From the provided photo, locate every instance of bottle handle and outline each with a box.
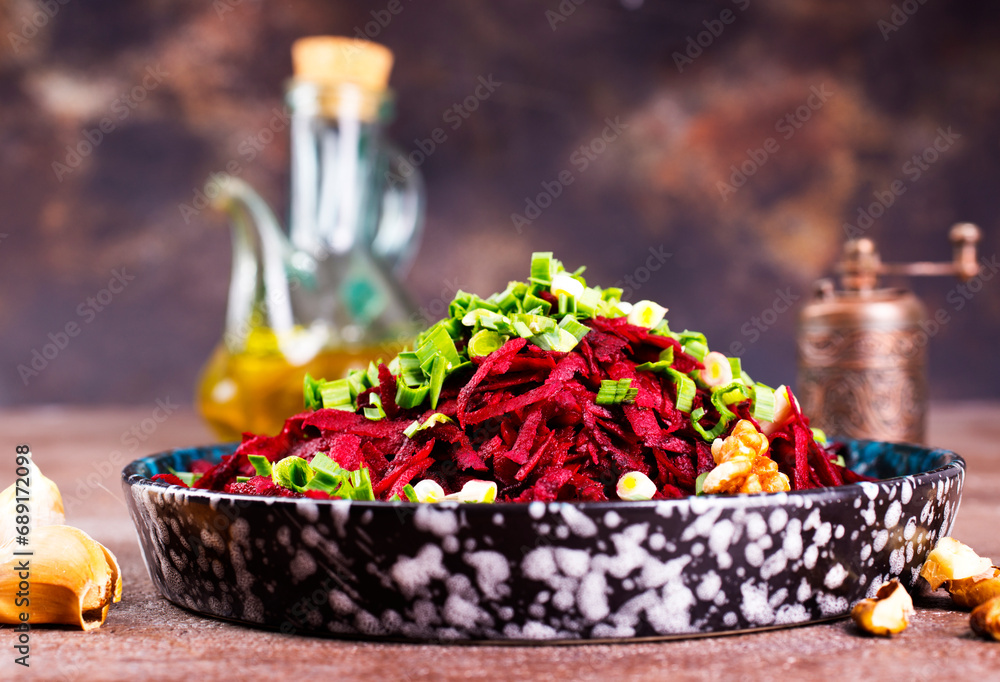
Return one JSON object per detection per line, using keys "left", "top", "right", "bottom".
{"left": 372, "top": 144, "right": 425, "bottom": 277}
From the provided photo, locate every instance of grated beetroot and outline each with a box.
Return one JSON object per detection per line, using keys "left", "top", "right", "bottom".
{"left": 190, "top": 318, "right": 868, "bottom": 501}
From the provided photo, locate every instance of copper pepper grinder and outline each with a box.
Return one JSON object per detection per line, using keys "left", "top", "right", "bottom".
{"left": 797, "top": 223, "right": 981, "bottom": 444}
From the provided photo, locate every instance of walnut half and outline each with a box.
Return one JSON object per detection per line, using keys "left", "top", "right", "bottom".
{"left": 702, "top": 419, "right": 790, "bottom": 495}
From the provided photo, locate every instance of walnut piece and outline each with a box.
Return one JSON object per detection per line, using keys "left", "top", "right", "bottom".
{"left": 702, "top": 419, "right": 790, "bottom": 495}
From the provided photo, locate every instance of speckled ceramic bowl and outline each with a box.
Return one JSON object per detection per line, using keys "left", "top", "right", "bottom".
{"left": 123, "top": 440, "right": 964, "bottom": 642}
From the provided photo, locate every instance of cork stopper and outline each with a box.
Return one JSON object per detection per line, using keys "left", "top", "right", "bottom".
{"left": 292, "top": 36, "right": 394, "bottom": 92}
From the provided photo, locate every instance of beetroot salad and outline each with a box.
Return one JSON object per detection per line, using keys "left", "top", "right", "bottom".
{"left": 156, "top": 253, "right": 868, "bottom": 503}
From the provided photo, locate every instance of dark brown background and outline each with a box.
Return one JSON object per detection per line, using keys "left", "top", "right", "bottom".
{"left": 2, "top": 0, "right": 998, "bottom": 408}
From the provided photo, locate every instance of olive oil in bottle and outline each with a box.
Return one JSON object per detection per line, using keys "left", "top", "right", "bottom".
{"left": 197, "top": 327, "right": 391, "bottom": 440}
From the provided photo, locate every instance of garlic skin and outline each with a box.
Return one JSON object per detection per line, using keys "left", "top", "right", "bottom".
{"left": 0, "top": 525, "right": 122, "bottom": 631}
{"left": 0, "top": 459, "right": 65, "bottom": 546}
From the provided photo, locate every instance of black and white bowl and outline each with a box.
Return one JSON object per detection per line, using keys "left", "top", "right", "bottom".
{"left": 122, "top": 439, "right": 964, "bottom": 642}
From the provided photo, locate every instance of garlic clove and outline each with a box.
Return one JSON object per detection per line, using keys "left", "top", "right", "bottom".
{"left": 920, "top": 537, "right": 993, "bottom": 590}
{"left": 947, "top": 567, "right": 1000, "bottom": 610}
{"left": 0, "top": 525, "right": 122, "bottom": 631}
{"left": 851, "top": 580, "right": 914, "bottom": 636}
{"left": 970, "top": 596, "right": 1000, "bottom": 641}
{"left": 0, "top": 459, "right": 65, "bottom": 546}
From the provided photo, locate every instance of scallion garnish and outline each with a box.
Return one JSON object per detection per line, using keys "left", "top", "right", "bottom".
{"left": 595, "top": 378, "right": 639, "bottom": 405}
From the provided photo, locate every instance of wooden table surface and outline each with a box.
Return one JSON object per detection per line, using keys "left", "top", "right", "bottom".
{"left": 2, "top": 403, "right": 999, "bottom": 681}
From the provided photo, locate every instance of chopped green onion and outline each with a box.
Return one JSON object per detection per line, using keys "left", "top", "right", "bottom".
{"left": 596, "top": 378, "right": 638, "bottom": 405}
{"left": 490, "top": 282, "right": 521, "bottom": 312}
{"left": 347, "top": 467, "right": 374, "bottom": 501}
{"left": 462, "top": 308, "right": 512, "bottom": 333}
{"left": 463, "top": 295, "right": 500, "bottom": 314}
{"left": 529, "top": 251, "right": 555, "bottom": 285}
{"left": 363, "top": 403, "right": 385, "bottom": 421}
{"left": 319, "top": 378, "right": 354, "bottom": 411}
{"left": 666, "top": 368, "right": 696, "bottom": 412}
{"left": 636, "top": 360, "right": 672, "bottom": 373}
{"left": 512, "top": 313, "right": 557, "bottom": 335}
{"left": 695, "top": 471, "right": 709, "bottom": 495}
{"left": 601, "top": 286, "right": 624, "bottom": 301}
{"left": 728, "top": 357, "right": 742, "bottom": 381}
{"left": 468, "top": 330, "right": 505, "bottom": 358}
{"left": 247, "top": 455, "right": 272, "bottom": 477}
{"left": 752, "top": 383, "right": 776, "bottom": 423}
{"left": 309, "top": 452, "right": 339, "bottom": 475}
{"left": 364, "top": 393, "right": 386, "bottom": 421}
{"left": 395, "top": 382, "right": 430, "bottom": 409}
{"left": 404, "top": 412, "right": 454, "bottom": 438}
{"left": 390, "top": 483, "right": 419, "bottom": 502}
{"left": 812, "top": 427, "right": 828, "bottom": 445}
{"left": 575, "top": 287, "right": 602, "bottom": 317}
{"left": 530, "top": 326, "right": 580, "bottom": 353}
{"left": 303, "top": 373, "right": 324, "bottom": 410}
{"left": 395, "top": 351, "right": 425, "bottom": 387}
{"left": 169, "top": 469, "right": 202, "bottom": 486}
{"left": 683, "top": 339, "right": 708, "bottom": 362}
{"left": 415, "top": 322, "right": 461, "bottom": 370}
{"left": 522, "top": 293, "right": 552, "bottom": 315}
{"left": 272, "top": 456, "right": 314, "bottom": 492}
{"left": 558, "top": 314, "right": 590, "bottom": 342}
{"left": 690, "top": 381, "right": 753, "bottom": 440}
{"left": 448, "top": 290, "right": 474, "bottom": 318}
{"left": 304, "top": 468, "right": 342, "bottom": 494}
{"left": 677, "top": 330, "right": 709, "bottom": 361}
{"left": 428, "top": 354, "right": 448, "bottom": 408}
{"left": 235, "top": 476, "right": 250, "bottom": 483}
{"left": 366, "top": 360, "right": 381, "bottom": 387}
